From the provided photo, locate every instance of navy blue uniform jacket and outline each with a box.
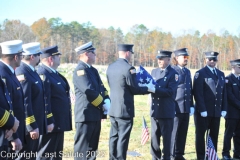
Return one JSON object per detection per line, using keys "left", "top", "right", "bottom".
{"left": 225, "top": 73, "right": 240, "bottom": 119}
{"left": 0, "top": 79, "right": 15, "bottom": 146}
{"left": 172, "top": 65, "right": 193, "bottom": 113}
{"left": 73, "top": 61, "right": 108, "bottom": 122}
{"left": 107, "top": 58, "right": 148, "bottom": 118}
{"left": 0, "top": 61, "right": 26, "bottom": 144}
{"left": 37, "top": 64, "right": 72, "bottom": 132}
{"left": 15, "top": 62, "right": 47, "bottom": 134}
{"left": 150, "top": 65, "right": 179, "bottom": 118}
{"left": 193, "top": 66, "right": 227, "bottom": 117}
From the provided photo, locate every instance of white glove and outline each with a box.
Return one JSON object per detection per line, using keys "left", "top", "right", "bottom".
{"left": 146, "top": 80, "right": 155, "bottom": 93}
{"left": 200, "top": 111, "right": 207, "bottom": 117}
{"left": 221, "top": 111, "right": 227, "bottom": 117}
{"left": 190, "top": 107, "right": 194, "bottom": 116}
{"left": 103, "top": 99, "right": 111, "bottom": 115}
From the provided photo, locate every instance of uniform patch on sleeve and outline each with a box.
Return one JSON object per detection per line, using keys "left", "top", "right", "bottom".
{"left": 175, "top": 74, "right": 179, "bottom": 81}
{"left": 129, "top": 69, "right": 136, "bottom": 74}
{"left": 77, "top": 70, "right": 85, "bottom": 76}
{"left": 16, "top": 74, "right": 25, "bottom": 81}
{"left": 194, "top": 72, "right": 199, "bottom": 79}
{"left": 225, "top": 79, "right": 228, "bottom": 83}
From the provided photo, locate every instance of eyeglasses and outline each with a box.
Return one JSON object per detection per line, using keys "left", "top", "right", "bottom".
{"left": 34, "top": 53, "right": 41, "bottom": 57}
{"left": 208, "top": 57, "right": 218, "bottom": 62}
{"left": 18, "top": 54, "right": 23, "bottom": 58}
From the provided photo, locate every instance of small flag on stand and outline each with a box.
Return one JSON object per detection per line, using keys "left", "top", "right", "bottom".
{"left": 206, "top": 135, "right": 219, "bottom": 160}
{"left": 141, "top": 116, "right": 149, "bottom": 145}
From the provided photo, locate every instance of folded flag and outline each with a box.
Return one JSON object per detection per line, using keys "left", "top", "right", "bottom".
{"left": 136, "top": 65, "right": 156, "bottom": 86}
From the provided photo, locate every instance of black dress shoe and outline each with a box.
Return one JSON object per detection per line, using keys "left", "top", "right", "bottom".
{"left": 223, "top": 155, "right": 232, "bottom": 160}
{"left": 233, "top": 155, "right": 240, "bottom": 160}
{"left": 174, "top": 156, "right": 186, "bottom": 160}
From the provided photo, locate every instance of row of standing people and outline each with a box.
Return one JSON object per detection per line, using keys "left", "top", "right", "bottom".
{"left": 72, "top": 42, "right": 240, "bottom": 160}
{"left": 0, "top": 40, "right": 72, "bottom": 160}
{"left": 1, "top": 39, "right": 240, "bottom": 160}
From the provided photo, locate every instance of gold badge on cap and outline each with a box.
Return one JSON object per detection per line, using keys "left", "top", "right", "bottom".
{"left": 77, "top": 70, "right": 85, "bottom": 76}
{"left": 16, "top": 74, "right": 25, "bottom": 81}
{"left": 211, "top": 52, "right": 214, "bottom": 55}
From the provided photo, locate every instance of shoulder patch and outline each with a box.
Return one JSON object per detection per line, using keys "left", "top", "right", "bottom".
{"left": 130, "top": 69, "right": 136, "bottom": 74}
{"left": 77, "top": 70, "right": 85, "bottom": 76}
{"left": 175, "top": 74, "right": 179, "bottom": 81}
{"left": 16, "top": 74, "right": 25, "bottom": 81}
{"left": 194, "top": 72, "right": 199, "bottom": 79}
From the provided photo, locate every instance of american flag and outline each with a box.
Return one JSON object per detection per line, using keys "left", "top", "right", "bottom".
{"left": 136, "top": 65, "right": 156, "bottom": 86}
{"left": 141, "top": 116, "right": 149, "bottom": 145}
{"left": 206, "top": 136, "right": 219, "bottom": 160}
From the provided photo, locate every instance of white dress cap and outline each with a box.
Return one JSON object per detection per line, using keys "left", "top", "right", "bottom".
{"left": 22, "top": 42, "right": 41, "bottom": 55}
{"left": 0, "top": 40, "right": 23, "bottom": 54}
{"left": 74, "top": 41, "right": 94, "bottom": 54}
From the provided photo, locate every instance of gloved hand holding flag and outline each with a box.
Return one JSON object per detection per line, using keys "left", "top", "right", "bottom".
{"left": 136, "top": 65, "right": 156, "bottom": 93}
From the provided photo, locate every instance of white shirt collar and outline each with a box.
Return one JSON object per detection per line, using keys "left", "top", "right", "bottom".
{"left": 44, "top": 65, "right": 57, "bottom": 73}
{"left": 22, "top": 62, "right": 35, "bottom": 71}
{"left": 0, "top": 60, "right": 14, "bottom": 74}
{"left": 207, "top": 65, "right": 216, "bottom": 72}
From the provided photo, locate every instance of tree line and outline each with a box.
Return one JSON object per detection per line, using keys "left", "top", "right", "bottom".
{"left": 0, "top": 17, "right": 240, "bottom": 70}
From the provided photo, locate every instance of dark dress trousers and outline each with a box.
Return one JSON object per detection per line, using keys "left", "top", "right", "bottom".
{"left": 37, "top": 64, "right": 72, "bottom": 160}
{"left": 15, "top": 62, "right": 47, "bottom": 159}
{"left": 0, "top": 78, "right": 15, "bottom": 157}
{"left": 150, "top": 65, "right": 179, "bottom": 160}
{"left": 193, "top": 66, "right": 227, "bottom": 160}
{"left": 107, "top": 58, "right": 148, "bottom": 160}
{"left": 0, "top": 61, "right": 26, "bottom": 151}
{"left": 73, "top": 61, "right": 108, "bottom": 160}
{"left": 170, "top": 65, "right": 193, "bottom": 159}
{"left": 222, "top": 73, "right": 240, "bottom": 157}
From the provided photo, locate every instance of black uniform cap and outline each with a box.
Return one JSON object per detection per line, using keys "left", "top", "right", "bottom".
{"left": 118, "top": 44, "right": 134, "bottom": 53}
{"left": 156, "top": 50, "right": 172, "bottom": 59}
{"left": 41, "top": 45, "right": 61, "bottom": 58}
{"left": 230, "top": 59, "right": 240, "bottom": 66}
{"left": 204, "top": 51, "right": 219, "bottom": 58}
{"left": 173, "top": 48, "right": 189, "bottom": 56}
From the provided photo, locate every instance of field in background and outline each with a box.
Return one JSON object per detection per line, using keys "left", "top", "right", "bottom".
{"left": 58, "top": 64, "right": 232, "bottom": 160}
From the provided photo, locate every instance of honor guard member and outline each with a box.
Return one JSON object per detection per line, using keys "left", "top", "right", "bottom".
{"left": 0, "top": 40, "right": 26, "bottom": 152}
{"left": 170, "top": 48, "right": 194, "bottom": 160}
{"left": 193, "top": 51, "right": 227, "bottom": 160}
{"left": 150, "top": 50, "right": 179, "bottom": 160}
{"left": 73, "top": 41, "right": 110, "bottom": 160}
{"left": 0, "top": 78, "right": 19, "bottom": 156}
{"left": 107, "top": 44, "right": 152, "bottom": 160}
{"left": 37, "top": 45, "right": 72, "bottom": 160}
{"left": 222, "top": 59, "right": 240, "bottom": 160}
{"left": 15, "top": 42, "right": 48, "bottom": 159}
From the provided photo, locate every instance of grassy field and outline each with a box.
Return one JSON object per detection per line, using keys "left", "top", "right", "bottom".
{"left": 59, "top": 64, "right": 232, "bottom": 160}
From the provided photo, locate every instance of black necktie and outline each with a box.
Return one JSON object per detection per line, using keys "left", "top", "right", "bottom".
{"left": 182, "top": 67, "right": 186, "bottom": 73}
{"left": 213, "top": 69, "right": 218, "bottom": 78}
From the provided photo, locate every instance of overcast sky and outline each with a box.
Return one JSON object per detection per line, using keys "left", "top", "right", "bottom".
{"left": 1, "top": 0, "right": 240, "bottom": 36}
